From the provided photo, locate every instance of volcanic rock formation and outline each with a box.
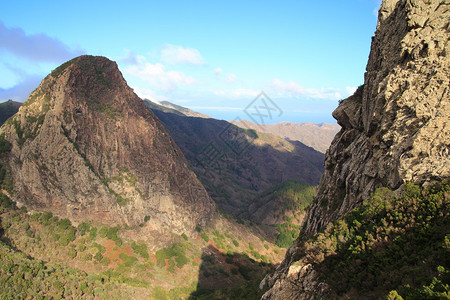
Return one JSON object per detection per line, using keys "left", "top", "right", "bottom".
{"left": 261, "top": 0, "right": 449, "bottom": 298}
{"left": 0, "top": 55, "right": 215, "bottom": 235}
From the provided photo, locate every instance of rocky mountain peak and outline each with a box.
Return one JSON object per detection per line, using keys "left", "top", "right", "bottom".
{"left": 1, "top": 55, "right": 215, "bottom": 235}
{"left": 303, "top": 0, "right": 449, "bottom": 236}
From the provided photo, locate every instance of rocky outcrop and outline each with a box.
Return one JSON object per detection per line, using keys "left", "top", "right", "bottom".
{"left": 262, "top": 0, "right": 449, "bottom": 298}
{"left": 0, "top": 55, "right": 215, "bottom": 235}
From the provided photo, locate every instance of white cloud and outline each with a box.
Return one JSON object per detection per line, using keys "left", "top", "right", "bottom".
{"left": 214, "top": 67, "right": 223, "bottom": 78}
{"left": 125, "top": 56, "right": 196, "bottom": 91}
{"left": 189, "top": 106, "right": 242, "bottom": 111}
{"left": 213, "top": 88, "right": 259, "bottom": 99}
{"left": 132, "top": 87, "right": 168, "bottom": 102}
{"left": 0, "top": 74, "right": 42, "bottom": 102}
{"left": 270, "top": 78, "right": 342, "bottom": 100}
{"left": 160, "top": 44, "right": 205, "bottom": 65}
{"left": 345, "top": 86, "right": 357, "bottom": 96}
{"left": 118, "top": 49, "right": 139, "bottom": 65}
{"left": 272, "top": 78, "right": 305, "bottom": 95}
{"left": 226, "top": 74, "right": 237, "bottom": 83}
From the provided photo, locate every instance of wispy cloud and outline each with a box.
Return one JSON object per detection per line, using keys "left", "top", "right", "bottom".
{"left": 345, "top": 86, "right": 357, "bottom": 96}
{"left": 271, "top": 78, "right": 342, "bottom": 100}
{"left": 213, "top": 88, "right": 259, "bottom": 99}
{"left": 117, "top": 49, "right": 139, "bottom": 65}
{"left": 226, "top": 74, "right": 237, "bottom": 83}
{"left": 132, "top": 87, "right": 168, "bottom": 102}
{"left": 0, "top": 22, "right": 84, "bottom": 101}
{"left": 189, "top": 106, "right": 242, "bottom": 111}
{"left": 0, "top": 21, "right": 83, "bottom": 63}
{"left": 160, "top": 44, "right": 205, "bottom": 65}
{"left": 125, "top": 56, "right": 196, "bottom": 91}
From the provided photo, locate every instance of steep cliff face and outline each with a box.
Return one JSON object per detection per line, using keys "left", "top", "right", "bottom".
{"left": 262, "top": 0, "right": 449, "bottom": 298}
{"left": 0, "top": 55, "right": 215, "bottom": 235}
{"left": 304, "top": 0, "right": 449, "bottom": 236}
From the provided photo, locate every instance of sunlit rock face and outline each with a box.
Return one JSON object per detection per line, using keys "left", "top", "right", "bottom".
{"left": 262, "top": 0, "right": 450, "bottom": 298}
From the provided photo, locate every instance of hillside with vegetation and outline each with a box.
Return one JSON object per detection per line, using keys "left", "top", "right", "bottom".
{"left": 263, "top": 182, "right": 449, "bottom": 299}
{"left": 0, "top": 100, "right": 21, "bottom": 126}
{"left": 243, "top": 180, "right": 316, "bottom": 248}
{"left": 0, "top": 192, "right": 286, "bottom": 299}
{"left": 231, "top": 120, "right": 339, "bottom": 154}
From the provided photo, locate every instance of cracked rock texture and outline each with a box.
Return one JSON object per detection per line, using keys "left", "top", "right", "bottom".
{"left": 262, "top": 0, "right": 449, "bottom": 298}
{"left": 0, "top": 55, "right": 215, "bottom": 235}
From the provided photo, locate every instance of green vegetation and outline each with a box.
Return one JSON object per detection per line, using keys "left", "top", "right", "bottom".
{"left": 201, "top": 232, "right": 209, "bottom": 242}
{"left": 155, "top": 243, "right": 189, "bottom": 271}
{"left": 108, "top": 188, "right": 130, "bottom": 206}
{"left": 131, "top": 241, "right": 149, "bottom": 259}
{"left": 92, "top": 100, "right": 120, "bottom": 119}
{"left": 0, "top": 134, "right": 13, "bottom": 192}
{"left": 0, "top": 176, "right": 282, "bottom": 299}
{"left": 0, "top": 134, "right": 11, "bottom": 157}
{"left": 243, "top": 128, "right": 258, "bottom": 139}
{"left": 0, "top": 202, "right": 135, "bottom": 298}
{"left": 299, "top": 182, "right": 449, "bottom": 299}
{"left": 250, "top": 180, "right": 316, "bottom": 248}
{"left": 0, "top": 240, "right": 127, "bottom": 299}
{"left": 98, "top": 225, "right": 122, "bottom": 246}
{"left": 264, "top": 180, "right": 315, "bottom": 213}
{"left": 275, "top": 223, "right": 301, "bottom": 248}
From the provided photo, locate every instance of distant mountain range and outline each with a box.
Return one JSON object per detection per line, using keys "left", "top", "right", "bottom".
{"left": 146, "top": 100, "right": 340, "bottom": 154}
{"left": 231, "top": 120, "right": 340, "bottom": 153}
{"left": 144, "top": 99, "right": 325, "bottom": 216}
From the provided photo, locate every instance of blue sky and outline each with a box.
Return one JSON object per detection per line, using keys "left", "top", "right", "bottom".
{"left": 0, "top": 0, "right": 381, "bottom": 123}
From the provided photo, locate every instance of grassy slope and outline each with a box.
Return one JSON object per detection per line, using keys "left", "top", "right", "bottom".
{"left": 0, "top": 192, "right": 285, "bottom": 299}
{"left": 245, "top": 180, "right": 316, "bottom": 248}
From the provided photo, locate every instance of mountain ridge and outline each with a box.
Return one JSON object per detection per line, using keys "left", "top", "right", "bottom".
{"left": 231, "top": 119, "right": 340, "bottom": 153}
{"left": 144, "top": 99, "right": 325, "bottom": 217}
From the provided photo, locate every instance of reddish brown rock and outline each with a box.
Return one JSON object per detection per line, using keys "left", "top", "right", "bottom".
{"left": 0, "top": 55, "right": 215, "bottom": 235}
